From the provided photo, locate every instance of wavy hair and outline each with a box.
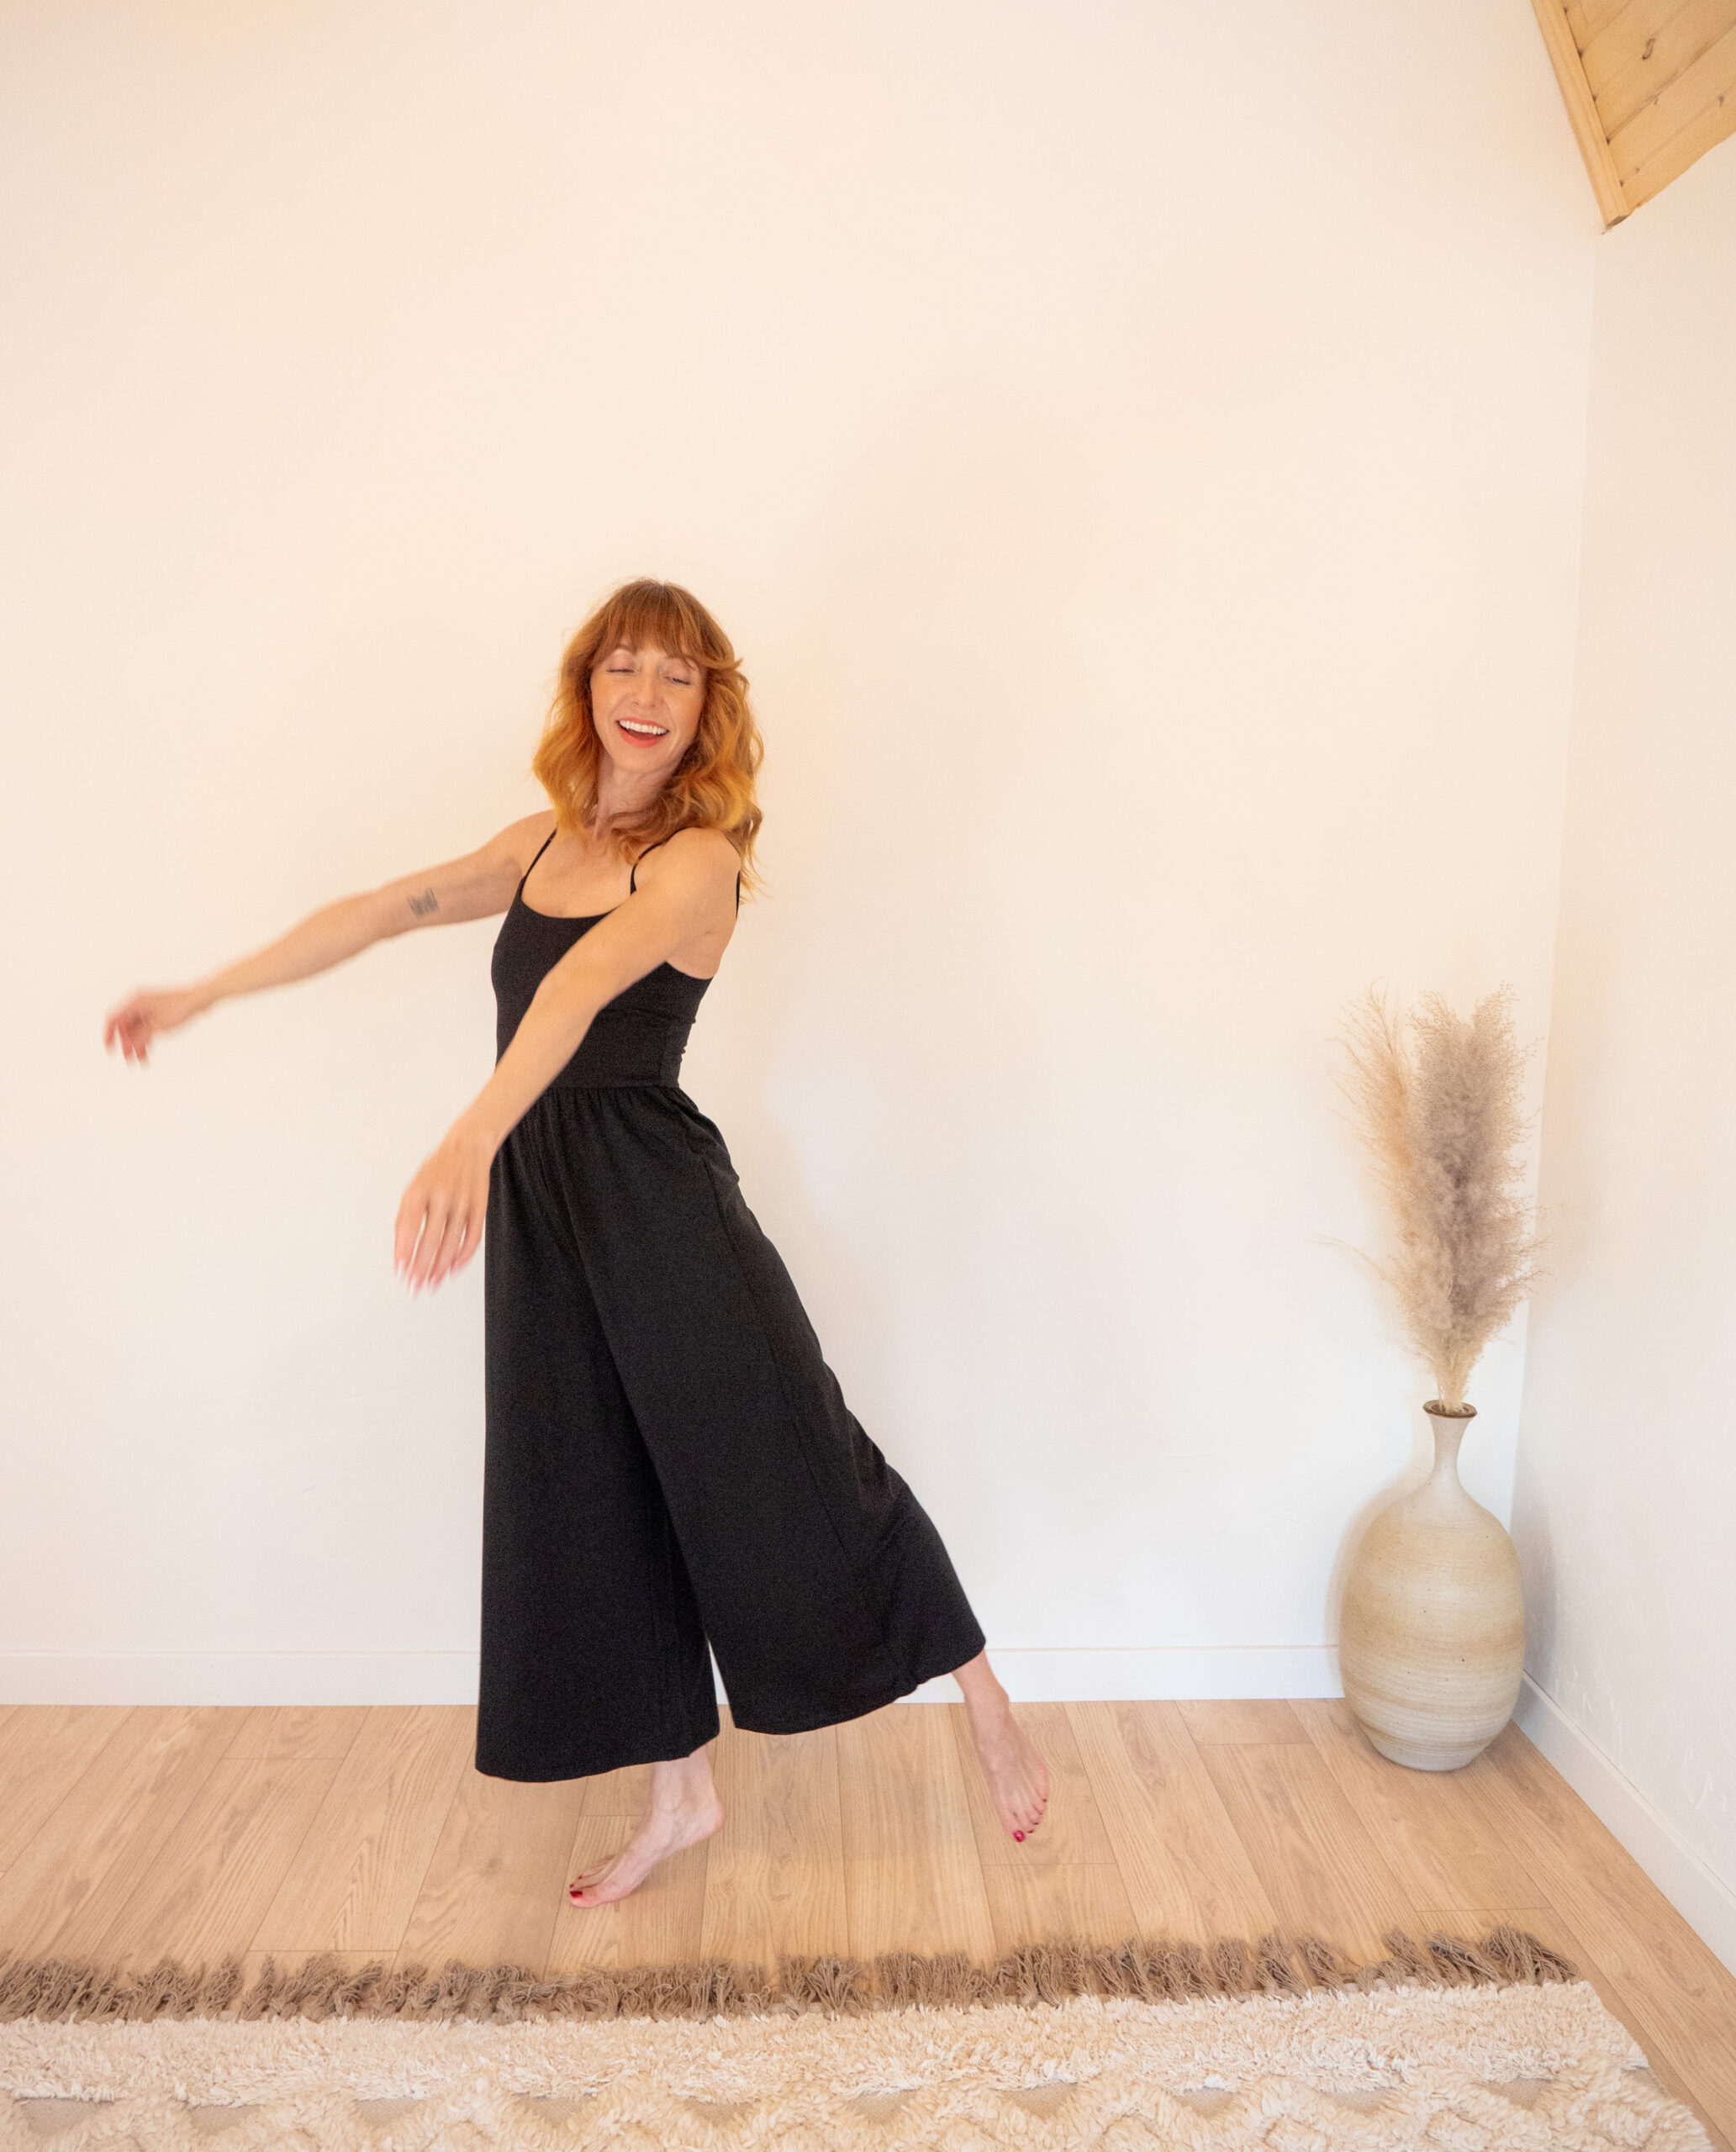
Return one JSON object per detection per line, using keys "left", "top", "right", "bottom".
{"left": 530, "top": 578, "right": 765, "bottom": 897}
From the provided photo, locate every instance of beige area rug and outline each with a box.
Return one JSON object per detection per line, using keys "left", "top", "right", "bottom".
{"left": 0, "top": 1932, "right": 1712, "bottom": 2149}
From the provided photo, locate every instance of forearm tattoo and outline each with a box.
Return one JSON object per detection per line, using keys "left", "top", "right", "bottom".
{"left": 407, "top": 886, "right": 440, "bottom": 918}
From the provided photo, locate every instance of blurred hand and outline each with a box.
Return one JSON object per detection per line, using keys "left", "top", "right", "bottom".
{"left": 395, "top": 1125, "right": 493, "bottom": 1294}
{"left": 103, "top": 985, "right": 209, "bottom": 1066}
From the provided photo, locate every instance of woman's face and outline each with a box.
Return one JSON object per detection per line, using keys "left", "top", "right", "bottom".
{"left": 589, "top": 641, "right": 705, "bottom": 785}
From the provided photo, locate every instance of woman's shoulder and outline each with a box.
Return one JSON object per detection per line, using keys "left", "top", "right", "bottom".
{"left": 643, "top": 825, "right": 740, "bottom": 878}
{"left": 445, "top": 810, "right": 560, "bottom": 897}
{"left": 481, "top": 807, "right": 558, "bottom": 859}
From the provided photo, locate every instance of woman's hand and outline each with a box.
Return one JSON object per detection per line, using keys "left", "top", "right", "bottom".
{"left": 103, "top": 985, "right": 211, "bottom": 1065}
{"left": 395, "top": 1121, "right": 495, "bottom": 1294}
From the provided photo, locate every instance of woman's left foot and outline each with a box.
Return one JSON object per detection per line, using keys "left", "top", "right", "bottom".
{"left": 566, "top": 1787, "right": 724, "bottom": 1907}
{"left": 965, "top": 1696, "right": 1049, "bottom": 1840}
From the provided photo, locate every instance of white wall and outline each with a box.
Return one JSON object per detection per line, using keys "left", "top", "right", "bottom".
{"left": 0, "top": 2, "right": 1596, "bottom": 1704}
{"left": 1512, "top": 134, "right": 1736, "bottom": 1952}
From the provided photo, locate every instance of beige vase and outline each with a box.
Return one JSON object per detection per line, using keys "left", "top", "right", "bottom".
{"left": 1338, "top": 1400, "right": 1525, "bottom": 1770}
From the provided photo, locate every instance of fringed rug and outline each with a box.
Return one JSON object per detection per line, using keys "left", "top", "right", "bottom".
{"left": 0, "top": 1928, "right": 1712, "bottom": 2149}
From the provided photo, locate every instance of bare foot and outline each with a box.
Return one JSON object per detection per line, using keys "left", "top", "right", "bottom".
{"left": 966, "top": 1694, "right": 1049, "bottom": 1840}
{"left": 567, "top": 1751, "right": 723, "bottom": 1907}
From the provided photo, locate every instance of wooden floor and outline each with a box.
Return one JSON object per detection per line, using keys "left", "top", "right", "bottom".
{"left": 2, "top": 1697, "right": 1732, "bottom": 2141}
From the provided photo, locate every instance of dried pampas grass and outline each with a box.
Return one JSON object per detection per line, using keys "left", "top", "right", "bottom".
{"left": 1336, "top": 985, "right": 1545, "bottom": 1413}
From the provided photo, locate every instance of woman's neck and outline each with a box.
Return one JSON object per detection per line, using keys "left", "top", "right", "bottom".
{"left": 592, "top": 762, "right": 665, "bottom": 837}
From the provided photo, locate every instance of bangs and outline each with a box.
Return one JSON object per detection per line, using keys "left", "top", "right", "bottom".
{"left": 537, "top": 573, "right": 763, "bottom": 880}
{"left": 591, "top": 580, "right": 727, "bottom": 672}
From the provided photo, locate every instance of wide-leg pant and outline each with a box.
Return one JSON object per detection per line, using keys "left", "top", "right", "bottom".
{"left": 475, "top": 1080, "right": 988, "bottom": 1783}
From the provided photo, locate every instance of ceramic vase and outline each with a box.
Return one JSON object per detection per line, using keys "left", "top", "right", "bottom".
{"left": 1338, "top": 1400, "right": 1525, "bottom": 1770}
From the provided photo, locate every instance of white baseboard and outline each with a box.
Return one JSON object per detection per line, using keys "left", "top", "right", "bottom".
{"left": 0, "top": 1654, "right": 486, "bottom": 1706}
{"left": 0, "top": 1645, "right": 1343, "bottom": 1708}
{"left": 1515, "top": 1673, "right": 1736, "bottom": 1980}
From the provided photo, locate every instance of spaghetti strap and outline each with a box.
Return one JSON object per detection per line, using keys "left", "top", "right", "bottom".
{"left": 520, "top": 824, "right": 558, "bottom": 898}
{"left": 629, "top": 836, "right": 673, "bottom": 894}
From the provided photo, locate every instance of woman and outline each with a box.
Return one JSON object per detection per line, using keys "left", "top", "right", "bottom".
{"left": 104, "top": 577, "right": 1048, "bottom": 1907}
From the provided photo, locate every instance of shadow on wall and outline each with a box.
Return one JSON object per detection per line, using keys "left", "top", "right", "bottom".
{"left": 1511, "top": 1473, "right": 1561, "bottom": 1696}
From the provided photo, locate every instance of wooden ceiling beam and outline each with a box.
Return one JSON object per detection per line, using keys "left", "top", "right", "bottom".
{"left": 1582, "top": 0, "right": 1733, "bottom": 137}
{"left": 1531, "top": 0, "right": 1736, "bottom": 224}
{"left": 1612, "top": 18, "right": 1736, "bottom": 202}
{"left": 1532, "top": 0, "right": 1633, "bottom": 224}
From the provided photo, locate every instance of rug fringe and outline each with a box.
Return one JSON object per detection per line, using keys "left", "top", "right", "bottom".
{"left": 0, "top": 1926, "right": 1576, "bottom": 2025}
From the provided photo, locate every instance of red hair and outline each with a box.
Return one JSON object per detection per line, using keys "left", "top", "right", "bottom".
{"left": 531, "top": 578, "right": 764, "bottom": 895}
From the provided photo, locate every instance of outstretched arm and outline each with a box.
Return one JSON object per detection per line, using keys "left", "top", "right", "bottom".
{"left": 102, "top": 815, "right": 549, "bottom": 1065}
{"left": 393, "top": 825, "right": 740, "bottom": 1295}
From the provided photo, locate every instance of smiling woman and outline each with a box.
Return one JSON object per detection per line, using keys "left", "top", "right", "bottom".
{"left": 466, "top": 580, "right": 1048, "bottom": 1905}
{"left": 102, "top": 575, "right": 1049, "bottom": 1914}
{"left": 532, "top": 578, "right": 766, "bottom": 886}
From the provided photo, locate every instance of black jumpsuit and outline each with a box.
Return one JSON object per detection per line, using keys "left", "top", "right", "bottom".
{"left": 475, "top": 826, "right": 988, "bottom": 1782}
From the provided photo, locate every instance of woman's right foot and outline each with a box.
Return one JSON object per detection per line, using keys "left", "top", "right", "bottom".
{"left": 965, "top": 1694, "right": 1049, "bottom": 1841}
{"left": 948, "top": 1652, "right": 1049, "bottom": 1841}
{"left": 567, "top": 1784, "right": 724, "bottom": 1907}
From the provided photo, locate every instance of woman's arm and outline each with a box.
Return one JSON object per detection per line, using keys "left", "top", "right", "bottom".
{"left": 393, "top": 825, "right": 740, "bottom": 1293}
{"left": 103, "top": 814, "right": 551, "bottom": 1065}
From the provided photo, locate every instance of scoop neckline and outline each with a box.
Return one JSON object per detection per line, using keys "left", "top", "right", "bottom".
{"left": 510, "top": 889, "right": 718, "bottom": 982}
{"left": 517, "top": 894, "right": 619, "bottom": 923}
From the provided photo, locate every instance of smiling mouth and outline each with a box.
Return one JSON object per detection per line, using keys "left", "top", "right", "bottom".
{"left": 617, "top": 718, "right": 667, "bottom": 738}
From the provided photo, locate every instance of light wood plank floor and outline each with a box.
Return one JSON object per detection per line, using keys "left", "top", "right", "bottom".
{"left": 2, "top": 1699, "right": 1732, "bottom": 2144}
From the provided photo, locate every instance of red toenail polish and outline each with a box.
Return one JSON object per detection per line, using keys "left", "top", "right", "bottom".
{"left": 1014, "top": 1829, "right": 1025, "bottom": 1840}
